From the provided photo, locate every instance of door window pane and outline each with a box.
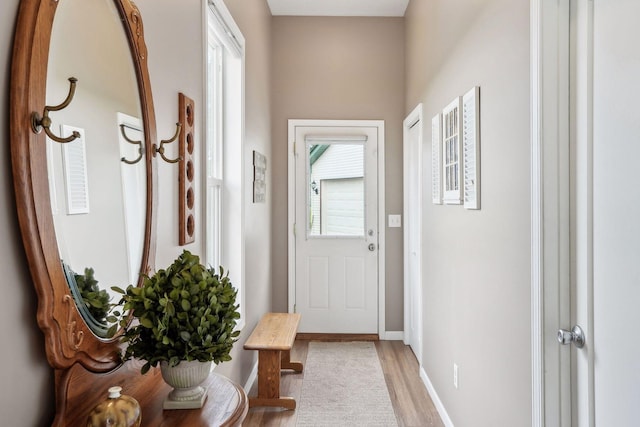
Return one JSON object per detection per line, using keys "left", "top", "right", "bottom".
{"left": 307, "top": 143, "right": 365, "bottom": 237}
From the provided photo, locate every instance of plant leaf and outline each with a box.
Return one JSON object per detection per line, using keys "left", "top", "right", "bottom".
{"left": 139, "top": 316, "right": 154, "bottom": 328}
{"left": 141, "top": 362, "right": 151, "bottom": 375}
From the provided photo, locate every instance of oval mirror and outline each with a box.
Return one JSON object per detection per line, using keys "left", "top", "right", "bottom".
{"left": 10, "top": 0, "right": 157, "bottom": 371}
{"left": 45, "top": 0, "right": 145, "bottom": 337}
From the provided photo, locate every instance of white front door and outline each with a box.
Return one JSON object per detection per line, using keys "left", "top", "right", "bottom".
{"left": 403, "top": 105, "right": 423, "bottom": 361}
{"left": 289, "top": 120, "right": 381, "bottom": 334}
{"left": 571, "top": 1, "right": 640, "bottom": 424}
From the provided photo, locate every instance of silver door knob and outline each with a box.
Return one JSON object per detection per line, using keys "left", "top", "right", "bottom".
{"left": 557, "top": 325, "right": 585, "bottom": 348}
{"left": 368, "top": 243, "right": 376, "bottom": 251}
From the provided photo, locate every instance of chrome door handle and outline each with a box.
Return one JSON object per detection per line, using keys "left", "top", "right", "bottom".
{"left": 557, "top": 325, "right": 585, "bottom": 348}
{"left": 368, "top": 243, "right": 376, "bottom": 251}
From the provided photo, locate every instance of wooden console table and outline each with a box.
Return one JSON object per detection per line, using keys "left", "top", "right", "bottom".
{"left": 244, "top": 313, "right": 304, "bottom": 409}
{"left": 136, "top": 372, "right": 247, "bottom": 426}
{"left": 56, "top": 361, "right": 247, "bottom": 426}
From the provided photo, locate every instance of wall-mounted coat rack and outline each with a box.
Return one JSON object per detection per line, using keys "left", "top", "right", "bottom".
{"left": 178, "top": 93, "right": 196, "bottom": 246}
{"left": 31, "top": 77, "right": 81, "bottom": 143}
{"left": 154, "top": 123, "right": 182, "bottom": 163}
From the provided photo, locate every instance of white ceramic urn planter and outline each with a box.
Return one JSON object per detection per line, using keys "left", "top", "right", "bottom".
{"left": 160, "top": 360, "right": 213, "bottom": 409}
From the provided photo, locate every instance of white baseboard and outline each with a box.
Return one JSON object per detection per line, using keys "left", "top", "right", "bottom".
{"left": 244, "top": 361, "right": 258, "bottom": 393}
{"left": 420, "top": 365, "right": 454, "bottom": 427}
{"left": 382, "top": 330, "right": 404, "bottom": 341}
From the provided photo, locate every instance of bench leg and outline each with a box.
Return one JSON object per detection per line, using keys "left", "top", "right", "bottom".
{"left": 249, "top": 350, "right": 297, "bottom": 410}
{"left": 281, "top": 349, "right": 303, "bottom": 372}
{"left": 249, "top": 396, "right": 296, "bottom": 410}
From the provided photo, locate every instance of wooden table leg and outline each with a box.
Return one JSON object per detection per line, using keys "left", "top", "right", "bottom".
{"left": 249, "top": 350, "right": 297, "bottom": 410}
{"left": 281, "top": 349, "right": 303, "bottom": 372}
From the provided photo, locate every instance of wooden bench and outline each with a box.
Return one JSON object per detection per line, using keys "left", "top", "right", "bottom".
{"left": 243, "top": 313, "right": 304, "bottom": 410}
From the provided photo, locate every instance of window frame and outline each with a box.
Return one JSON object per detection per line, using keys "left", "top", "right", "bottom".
{"left": 204, "top": 0, "right": 245, "bottom": 330}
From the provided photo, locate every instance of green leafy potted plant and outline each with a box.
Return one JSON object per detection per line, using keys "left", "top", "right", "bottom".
{"left": 114, "top": 250, "right": 240, "bottom": 409}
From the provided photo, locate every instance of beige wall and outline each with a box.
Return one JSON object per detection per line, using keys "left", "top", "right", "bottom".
{"left": 1, "top": 0, "right": 535, "bottom": 424}
{"left": 405, "top": 0, "right": 531, "bottom": 425}
{"left": 0, "top": 0, "right": 55, "bottom": 425}
{"left": 270, "top": 16, "right": 406, "bottom": 331}
{"left": 219, "top": 0, "right": 274, "bottom": 381}
{"left": 137, "top": 0, "right": 273, "bottom": 385}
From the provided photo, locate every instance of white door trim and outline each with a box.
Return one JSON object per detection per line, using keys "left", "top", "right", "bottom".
{"left": 287, "top": 119, "right": 387, "bottom": 337}
{"left": 571, "top": 1, "right": 595, "bottom": 424}
{"left": 403, "top": 104, "right": 423, "bottom": 362}
{"left": 531, "top": 1, "right": 572, "bottom": 425}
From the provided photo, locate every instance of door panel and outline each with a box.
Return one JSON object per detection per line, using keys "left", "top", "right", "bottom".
{"left": 592, "top": 1, "right": 640, "bottom": 423}
{"left": 293, "top": 125, "right": 379, "bottom": 334}
{"left": 573, "top": 1, "right": 640, "bottom": 424}
{"left": 307, "top": 256, "right": 329, "bottom": 308}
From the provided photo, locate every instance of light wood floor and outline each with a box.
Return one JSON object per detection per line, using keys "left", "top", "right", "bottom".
{"left": 242, "top": 340, "right": 444, "bottom": 427}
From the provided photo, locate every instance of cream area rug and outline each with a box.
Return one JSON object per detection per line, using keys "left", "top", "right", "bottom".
{"left": 296, "top": 341, "right": 398, "bottom": 426}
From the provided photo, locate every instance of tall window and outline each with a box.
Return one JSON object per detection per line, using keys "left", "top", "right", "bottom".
{"left": 206, "top": 0, "right": 244, "bottom": 325}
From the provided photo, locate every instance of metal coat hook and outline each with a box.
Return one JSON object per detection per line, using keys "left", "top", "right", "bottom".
{"left": 154, "top": 122, "right": 182, "bottom": 164}
{"left": 31, "top": 77, "right": 81, "bottom": 143}
{"left": 119, "top": 124, "right": 143, "bottom": 165}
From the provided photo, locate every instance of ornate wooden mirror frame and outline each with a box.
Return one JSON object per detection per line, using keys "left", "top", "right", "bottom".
{"left": 9, "top": 0, "right": 157, "bottom": 422}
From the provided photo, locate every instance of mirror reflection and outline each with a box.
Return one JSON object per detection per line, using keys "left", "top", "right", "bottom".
{"left": 45, "top": 0, "right": 146, "bottom": 337}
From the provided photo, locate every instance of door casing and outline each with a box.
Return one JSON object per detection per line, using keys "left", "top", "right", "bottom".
{"left": 531, "top": 0, "right": 572, "bottom": 425}
{"left": 287, "top": 119, "right": 387, "bottom": 337}
{"left": 570, "top": 1, "right": 595, "bottom": 424}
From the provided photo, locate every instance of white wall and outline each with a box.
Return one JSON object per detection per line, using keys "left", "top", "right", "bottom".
{"left": 405, "top": 0, "right": 532, "bottom": 425}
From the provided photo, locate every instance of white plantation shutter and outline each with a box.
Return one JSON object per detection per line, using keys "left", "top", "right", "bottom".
{"left": 431, "top": 113, "right": 442, "bottom": 204}
{"left": 442, "top": 97, "right": 462, "bottom": 205}
{"left": 462, "top": 87, "right": 480, "bottom": 210}
{"left": 61, "top": 125, "right": 90, "bottom": 214}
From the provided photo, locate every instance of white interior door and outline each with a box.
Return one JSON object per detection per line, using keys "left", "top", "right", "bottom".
{"left": 571, "top": 1, "right": 640, "bottom": 424}
{"left": 290, "top": 123, "right": 379, "bottom": 334}
{"left": 403, "top": 106, "right": 423, "bottom": 361}
{"left": 589, "top": 1, "right": 640, "bottom": 423}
